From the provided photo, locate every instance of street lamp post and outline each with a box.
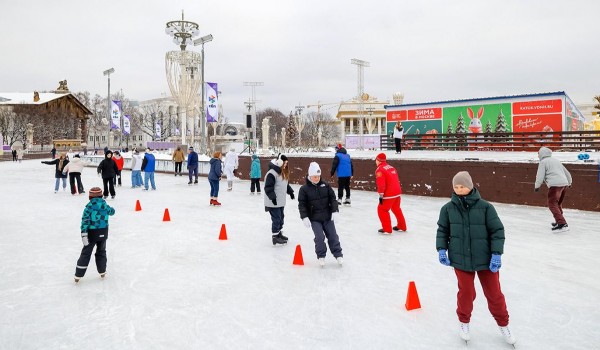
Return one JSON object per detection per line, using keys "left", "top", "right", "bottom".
{"left": 103, "top": 68, "right": 115, "bottom": 149}
{"left": 193, "top": 34, "right": 213, "bottom": 155}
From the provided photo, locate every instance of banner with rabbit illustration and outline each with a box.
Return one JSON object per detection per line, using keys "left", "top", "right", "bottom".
{"left": 442, "top": 103, "right": 512, "bottom": 134}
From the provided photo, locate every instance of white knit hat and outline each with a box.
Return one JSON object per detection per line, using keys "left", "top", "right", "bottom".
{"left": 308, "top": 162, "right": 321, "bottom": 176}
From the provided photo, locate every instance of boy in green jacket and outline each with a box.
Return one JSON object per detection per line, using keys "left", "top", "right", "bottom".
{"left": 436, "top": 171, "right": 516, "bottom": 346}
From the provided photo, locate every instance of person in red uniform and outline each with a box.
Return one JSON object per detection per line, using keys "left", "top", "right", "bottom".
{"left": 375, "top": 153, "right": 407, "bottom": 234}
{"left": 113, "top": 151, "right": 124, "bottom": 187}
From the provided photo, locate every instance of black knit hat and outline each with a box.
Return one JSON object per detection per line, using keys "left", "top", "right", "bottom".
{"left": 279, "top": 154, "right": 288, "bottom": 162}
{"left": 89, "top": 187, "right": 103, "bottom": 200}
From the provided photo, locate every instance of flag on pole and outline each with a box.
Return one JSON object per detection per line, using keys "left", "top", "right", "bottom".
{"left": 155, "top": 121, "right": 161, "bottom": 138}
{"left": 206, "top": 82, "right": 218, "bottom": 123}
{"left": 111, "top": 100, "right": 122, "bottom": 129}
{"left": 123, "top": 115, "right": 131, "bottom": 135}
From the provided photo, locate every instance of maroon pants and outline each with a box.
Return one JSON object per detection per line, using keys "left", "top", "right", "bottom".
{"left": 547, "top": 186, "right": 567, "bottom": 225}
{"left": 377, "top": 196, "right": 407, "bottom": 233}
{"left": 455, "top": 269, "right": 509, "bottom": 327}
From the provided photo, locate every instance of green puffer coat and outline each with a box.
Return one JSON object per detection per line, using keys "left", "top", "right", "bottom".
{"left": 436, "top": 188, "right": 505, "bottom": 271}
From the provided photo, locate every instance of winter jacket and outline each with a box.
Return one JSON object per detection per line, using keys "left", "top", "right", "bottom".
{"left": 393, "top": 126, "right": 404, "bottom": 139}
{"left": 131, "top": 154, "right": 143, "bottom": 171}
{"left": 187, "top": 151, "right": 199, "bottom": 168}
{"left": 142, "top": 153, "right": 156, "bottom": 172}
{"left": 250, "top": 155, "right": 262, "bottom": 179}
{"left": 97, "top": 155, "right": 119, "bottom": 179}
{"left": 298, "top": 177, "right": 339, "bottom": 222}
{"left": 63, "top": 157, "right": 85, "bottom": 174}
{"left": 264, "top": 161, "right": 294, "bottom": 209}
{"left": 114, "top": 156, "right": 124, "bottom": 170}
{"left": 80, "top": 197, "right": 115, "bottom": 234}
{"left": 224, "top": 151, "right": 239, "bottom": 169}
{"left": 375, "top": 161, "right": 402, "bottom": 199}
{"left": 172, "top": 149, "right": 185, "bottom": 162}
{"left": 330, "top": 147, "right": 353, "bottom": 177}
{"left": 436, "top": 188, "right": 505, "bottom": 272}
{"left": 42, "top": 158, "right": 69, "bottom": 178}
{"left": 208, "top": 157, "right": 223, "bottom": 180}
{"left": 535, "top": 147, "right": 572, "bottom": 188}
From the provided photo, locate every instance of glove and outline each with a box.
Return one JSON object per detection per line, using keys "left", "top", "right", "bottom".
{"left": 489, "top": 254, "right": 502, "bottom": 273}
{"left": 97, "top": 173, "right": 101, "bottom": 178}
{"left": 378, "top": 196, "right": 383, "bottom": 205}
{"left": 290, "top": 193, "right": 295, "bottom": 200}
{"left": 438, "top": 249, "right": 451, "bottom": 266}
{"left": 534, "top": 188, "right": 540, "bottom": 192}
{"left": 62, "top": 172, "right": 67, "bottom": 176}
{"left": 272, "top": 198, "right": 277, "bottom": 206}
{"left": 303, "top": 217, "right": 311, "bottom": 228}
{"left": 81, "top": 233, "right": 89, "bottom": 246}
{"left": 332, "top": 212, "right": 339, "bottom": 223}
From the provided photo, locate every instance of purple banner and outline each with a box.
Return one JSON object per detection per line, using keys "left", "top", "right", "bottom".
{"left": 206, "top": 82, "right": 218, "bottom": 123}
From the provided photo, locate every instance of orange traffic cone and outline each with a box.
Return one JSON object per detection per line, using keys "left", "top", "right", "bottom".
{"left": 135, "top": 200, "right": 142, "bottom": 211}
{"left": 292, "top": 245, "right": 304, "bottom": 265}
{"left": 405, "top": 281, "right": 422, "bottom": 311}
{"left": 162, "top": 208, "right": 171, "bottom": 222}
{"left": 219, "top": 224, "right": 228, "bottom": 240}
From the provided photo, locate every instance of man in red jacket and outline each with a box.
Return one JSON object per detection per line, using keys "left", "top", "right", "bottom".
{"left": 375, "top": 153, "right": 407, "bottom": 234}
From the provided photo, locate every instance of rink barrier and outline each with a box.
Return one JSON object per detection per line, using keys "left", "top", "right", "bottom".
{"left": 81, "top": 156, "right": 211, "bottom": 175}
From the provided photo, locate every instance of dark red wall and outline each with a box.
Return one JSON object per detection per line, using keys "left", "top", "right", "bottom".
{"left": 237, "top": 156, "right": 599, "bottom": 212}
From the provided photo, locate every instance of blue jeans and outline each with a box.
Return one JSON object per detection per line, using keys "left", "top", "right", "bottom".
{"left": 209, "top": 179, "right": 219, "bottom": 197}
{"left": 268, "top": 207, "right": 285, "bottom": 234}
{"left": 54, "top": 178, "right": 67, "bottom": 191}
{"left": 144, "top": 172, "right": 156, "bottom": 190}
{"left": 131, "top": 170, "right": 143, "bottom": 187}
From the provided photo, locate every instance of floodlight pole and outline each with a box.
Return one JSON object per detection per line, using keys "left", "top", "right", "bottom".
{"left": 243, "top": 81, "right": 264, "bottom": 148}
{"left": 350, "top": 58, "right": 369, "bottom": 149}
{"left": 103, "top": 68, "right": 115, "bottom": 149}
{"left": 193, "top": 34, "right": 213, "bottom": 155}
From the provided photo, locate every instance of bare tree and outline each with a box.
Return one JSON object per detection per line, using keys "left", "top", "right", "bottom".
{"left": 257, "top": 108, "right": 287, "bottom": 145}
{"left": 0, "top": 106, "right": 20, "bottom": 146}
{"left": 301, "top": 111, "right": 340, "bottom": 149}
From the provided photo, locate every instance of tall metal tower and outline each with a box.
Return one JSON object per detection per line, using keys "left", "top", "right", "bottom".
{"left": 243, "top": 81, "right": 264, "bottom": 146}
{"left": 351, "top": 58, "right": 370, "bottom": 148}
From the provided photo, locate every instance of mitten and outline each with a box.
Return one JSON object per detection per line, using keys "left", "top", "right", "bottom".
{"left": 290, "top": 193, "right": 295, "bottom": 200}
{"left": 81, "top": 233, "right": 89, "bottom": 246}
{"left": 438, "top": 249, "right": 451, "bottom": 266}
{"left": 272, "top": 198, "right": 277, "bottom": 206}
{"left": 378, "top": 196, "right": 383, "bottom": 205}
{"left": 534, "top": 187, "right": 540, "bottom": 192}
{"left": 489, "top": 254, "right": 502, "bottom": 273}
{"left": 303, "top": 217, "right": 311, "bottom": 228}
{"left": 332, "top": 212, "right": 339, "bottom": 223}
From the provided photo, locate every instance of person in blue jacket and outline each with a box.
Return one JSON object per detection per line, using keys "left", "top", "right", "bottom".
{"left": 330, "top": 144, "right": 353, "bottom": 205}
{"left": 250, "top": 154, "right": 262, "bottom": 194}
{"left": 208, "top": 151, "right": 223, "bottom": 205}
{"left": 141, "top": 148, "right": 156, "bottom": 190}
{"left": 187, "top": 146, "right": 199, "bottom": 185}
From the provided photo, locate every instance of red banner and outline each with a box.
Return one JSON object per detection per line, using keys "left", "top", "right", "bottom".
{"left": 512, "top": 114, "right": 563, "bottom": 132}
{"left": 512, "top": 99, "right": 562, "bottom": 115}
{"left": 387, "top": 110, "right": 407, "bottom": 122}
{"left": 408, "top": 108, "right": 442, "bottom": 121}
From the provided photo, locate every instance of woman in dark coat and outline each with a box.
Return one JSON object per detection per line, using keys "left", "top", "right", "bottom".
{"left": 97, "top": 150, "right": 119, "bottom": 199}
{"left": 42, "top": 152, "right": 69, "bottom": 193}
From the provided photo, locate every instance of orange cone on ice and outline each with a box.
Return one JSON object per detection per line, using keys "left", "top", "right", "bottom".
{"left": 219, "top": 224, "right": 228, "bottom": 240}
{"left": 405, "top": 281, "right": 422, "bottom": 311}
{"left": 292, "top": 245, "right": 304, "bottom": 266}
{"left": 135, "top": 200, "right": 142, "bottom": 211}
{"left": 162, "top": 208, "right": 171, "bottom": 222}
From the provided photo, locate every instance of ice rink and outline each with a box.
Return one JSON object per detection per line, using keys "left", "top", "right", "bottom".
{"left": 1, "top": 158, "right": 599, "bottom": 349}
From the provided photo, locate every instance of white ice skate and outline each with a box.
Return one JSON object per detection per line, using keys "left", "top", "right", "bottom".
{"left": 336, "top": 257, "right": 344, "bottom": 266}
{"left": 499, "top": 325, "right": 516, "bottom": 346}
{"left": 459, "top": 322, "right": 470, "bottom": 343}
{"left": 318, "top": 258, "right": 325, "bottom": 267}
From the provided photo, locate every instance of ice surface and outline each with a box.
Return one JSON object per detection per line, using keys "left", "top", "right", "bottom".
{"left": 1, "top": 158, "right": 599, "bottom": 349}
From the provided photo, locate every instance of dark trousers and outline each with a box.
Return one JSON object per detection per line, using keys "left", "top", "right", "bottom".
{"left": 69, "top": 172, "right": 84, "bottom": 194}
{"left": 394, "top": 138, "right": 402, "bottom": 153}
{"left": 455, "top": 268, "right": 509, "bottom": 327}
{"left": 175, "top": 162, "right": 182, "bottom": 174}
{"left": 250, "top": 178, "right": 261, "bottom": 193}
{"left": 377, "top": 196, "right": 407, "bottom": 232}
{"left": 548, "top": 186, "right": 567, "bottom": 225}
{"left": 209, "top": 179, "right": 219, "bottom": 197}
{"left": 268, "top": 207, "right": 285, "bottom": 234}
{"left": 311, "top": 220, "right": 343, "bottom": 258}
{"left": 102, "top": 177, "right": 116, "bottom": 197}
{"left": 12, "top": 153, "right": 17, "bottom": 161}
{"left": 337, "top": 177, "right": 351, "bottom": 199}
{"left": 75, "top": 232, "right": 107, "bottom": 278}
{"left": 113, "top": 170, "right": 122, "bottom": 186}
{"left": 188, "top": 165, "right": 198, "bottom": 182}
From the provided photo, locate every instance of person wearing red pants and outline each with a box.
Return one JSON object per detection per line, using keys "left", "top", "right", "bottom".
{"left": 374, "top": 153, "right": 406, "bottom": 234}
{"left": 436, "top": 171, "right": 516, "bottom": 345}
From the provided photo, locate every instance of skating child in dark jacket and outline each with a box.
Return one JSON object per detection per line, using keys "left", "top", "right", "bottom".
{"left": 74, "top": 187, "right": 115, "bottom": 283}
{"left": 298, "top": 162, "right": 343, "bottom": 267}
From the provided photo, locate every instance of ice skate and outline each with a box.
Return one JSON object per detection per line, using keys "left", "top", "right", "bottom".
{"left": 392, "top": 226, "right": 405, "bottom": 232}
{"left": 459, "top": 322, "right": 470, "bottom": 343}
{"left": 318, "top": 258, "right": 325, "bottom": 267}
{"left": 337, "top": 198, "right": 342, "bottom": 205}
{"left": 100, "top": 273, "right": 106, "bottom": 279}
{"left": 227, "top": 188, "right": 232, "bottom": 191}
{"left": 551, "top": 222, "right": 558, "bottom": 228}
{"left": 275, "top": 231, "right": 288, "bottom": 241}
{"left": 343, "top": 198, "right": 351, "bottom": 206}
{"left": 111, "top": 195, "right": 115, "bottom": 199}
{"left": 272, "top": 234, "right": 287, "bottom": 245}
{"left": 378, "top": 228, "right": 392, "bottom": 235}
{"left": 74, "top": 276, "right": 81, "bottom": 283}
{"left": 336, "top": 257, "right": 344, "bottom": 266}
{"left": 499, "top": 325, "right": 516, "bottom": 346}
{"left": 188, "top": 181, "right": 192, "bottom": 185}
{"left": 551, "top": 223, "right": 569, "bottom": 233}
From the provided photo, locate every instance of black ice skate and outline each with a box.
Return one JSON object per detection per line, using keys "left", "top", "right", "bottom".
{"left": 276, "top": 231, "right": 288, "bottom": 241}
{"left": 272, "top": 234, "right": 287, "bottom": 245}
{"left": 551, "top": 223, "right": 569, "bottom": 233}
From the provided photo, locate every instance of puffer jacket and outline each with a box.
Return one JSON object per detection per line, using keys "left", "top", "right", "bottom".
{"left": 330, "top": 147, "right": 353, "bottom": 177}
{"left": 208, "top": 157, "right": 223, "bottom": 180}
{"left": 42, "top": 158, "right": 69, "bottom": 178}
{"left": 80, "top": 197, "right": 115, "bottom": 234}
{"left": 436, "top": 188, "right": 505, "bottom": 271}
{"left": 298, "top": 177, "right": 339, "bottom": 222}
{"left": 250, "top": 155, "right": 261, "bottom": 179}
{"left": 63, "top": 157, "right": 85, "bottom": 174}
{"left": 97, "top": 154, "right": 119, "bottom": 179}
{"left": 535, "top": 147, "right": 572, "bottom": 188}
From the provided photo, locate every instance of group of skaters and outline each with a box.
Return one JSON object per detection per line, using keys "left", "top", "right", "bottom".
{"left": 10, "top": 148, "right": 25, "bottom": 162}
{"left": 55, "top": 142, "right": 574, "bottom": 347}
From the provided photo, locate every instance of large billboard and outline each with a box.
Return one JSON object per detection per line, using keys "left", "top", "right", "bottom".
{"left": 443, "top": 103, "right": 512, "bottom": 134}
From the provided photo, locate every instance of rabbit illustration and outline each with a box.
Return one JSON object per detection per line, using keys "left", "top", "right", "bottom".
{"left": 467, "top": 107, "right": 484, "bottom": 133}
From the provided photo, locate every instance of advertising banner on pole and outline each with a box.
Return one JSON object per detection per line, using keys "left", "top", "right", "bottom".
{"left": 206, "top": 82, "right": 218, "bottom": 123}
{"left": 123, "top": 115, "right": 130, "bottom": 135}
{"left": 155, "top": 122, "right": 161, "bottom": 138}
{"left": 111, "top": 100, "right": 122, "bottom": 129}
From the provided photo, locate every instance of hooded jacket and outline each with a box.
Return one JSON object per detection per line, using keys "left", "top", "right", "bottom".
{"left": 535, "top": 147, "right": 572, "bottom": 188}
{"left": 208, "top": 157, "right": 223, "bottom": 180}
{"left": 97, "top": 153, "right": 119, "bottom": 179}
{"left": 63, "top": 157, "right": 84, "bottom": 174}
{"left": 250, "top": 155, "right": 262, "bottom": 179}
{"left": 298, "top": 177, "right": 339, "bottom": 222}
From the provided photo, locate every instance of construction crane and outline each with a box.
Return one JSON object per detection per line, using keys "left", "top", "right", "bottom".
{"left": 305, "top": 101, "right": 339, "bottom": 115}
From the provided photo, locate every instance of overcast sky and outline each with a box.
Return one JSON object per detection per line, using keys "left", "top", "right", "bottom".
{"left": 2, "top": 0, "right": 599, "bottom": 122}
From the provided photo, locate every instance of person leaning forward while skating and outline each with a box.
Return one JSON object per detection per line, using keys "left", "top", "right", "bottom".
{"left": 74, "top": 187, "right": 115, "bottom": 283}
{"left": 374, "top": 153, "right": 407, "bottom": 234}
{"left": 436, "top": 171, "right": 516, "bottom": 346}
{"left": 534, "top": 146, "right": 572, "bottom": 233}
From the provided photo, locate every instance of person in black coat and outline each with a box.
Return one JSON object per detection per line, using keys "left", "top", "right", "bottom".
{"left": 42, "top": 153, "right": 69, "bottom": 192}
{"left": 97, "top": 150, "right": 119, "bottom": 198}
{"left": 298, "top": 162, "right": 343, "bottom": 267}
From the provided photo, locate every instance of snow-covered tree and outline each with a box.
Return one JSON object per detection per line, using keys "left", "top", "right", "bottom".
{"left": 455, "top": 113, "right": 467, "bottom": 134}
{"left": 495, "top": 110, "right": 508, "bottom": 132}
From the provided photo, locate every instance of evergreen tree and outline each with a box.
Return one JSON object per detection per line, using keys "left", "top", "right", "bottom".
{"left": 485, "top": 120, "right": 493, "bottom": 134}
{"left": 446, "top": 121, "right": 454, "bottom": 134}
{"left": 455, "top": 113, "right": 467, "bottom": 133}
{"left": 495, "top": 109, "right": 508, "bottom": 132}
{"left": 285, "top": 112, "right": 298, "bottom": 147}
